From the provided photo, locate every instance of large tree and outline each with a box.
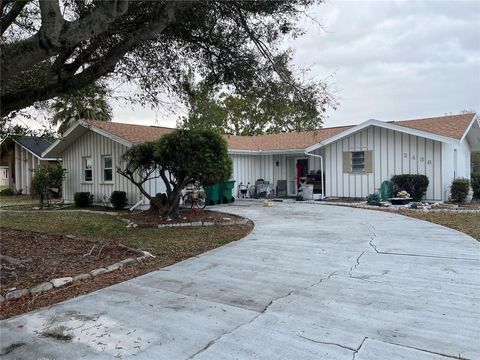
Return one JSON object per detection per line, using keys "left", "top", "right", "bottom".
{"left": 179, "top": 74, "right": 334, "bottom": 135}
{"left": 1, "top": 0, "right": 332, "bottom": 124}
{"left": 50, "top": 82, "right": 112, "bottom": 134}
{"left": 117, "top": 129, "right": 231, "bottom": 217}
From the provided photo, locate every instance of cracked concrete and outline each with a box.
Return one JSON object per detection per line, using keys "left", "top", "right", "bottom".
{"left": 1, "top": 202, "right": 478, "bottom": 359}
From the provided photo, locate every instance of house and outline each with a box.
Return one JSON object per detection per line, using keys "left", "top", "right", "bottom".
{"left": 43, "top": 113, "right": 480, "bottom": 205}
{"left": 0, "top": 136, "right": 59, "bottom": 194}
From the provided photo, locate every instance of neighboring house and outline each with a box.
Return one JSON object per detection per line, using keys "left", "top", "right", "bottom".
{"left": 0, "top": 137, "right": 59, "bottom": 194}
{"left": 43, "top": 113, "right": 480, "bottom": 205}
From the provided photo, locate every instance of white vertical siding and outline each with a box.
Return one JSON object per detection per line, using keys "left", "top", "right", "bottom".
{"left": 325, "top": 125, "right": 443, "bottom": 200}
{"left": 62, "top": 130, "right": 150, "bottom": 205}
{"left": 230, "top": 151, "right": 323, "bottom": 196}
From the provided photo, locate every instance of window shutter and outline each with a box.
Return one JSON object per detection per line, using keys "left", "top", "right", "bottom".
{"left": 364, "top": 151, "right": 373, "bottom": 172}
{"left": 343, "top": 152, "right": 351, "bottom": 173}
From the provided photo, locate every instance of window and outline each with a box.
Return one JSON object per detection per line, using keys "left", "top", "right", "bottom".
{"left": 103, "top": 155, "right": 113, "bottom": 182}
{"left": 351, "top": 151, "right": 365, "bottom": 172}
{"left": 83, "top": 157, "right": 93, "bottom": 181}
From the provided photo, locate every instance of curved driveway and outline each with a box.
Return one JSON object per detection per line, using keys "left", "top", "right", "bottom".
{"left": 1, "top": 202, "right": 479, "bottom": 359}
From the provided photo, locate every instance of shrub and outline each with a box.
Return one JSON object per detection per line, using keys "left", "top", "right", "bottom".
{"left": 366, "top": 193, "right": 381, "bottom": 206}
{"left": 110, "top": 191, "right": 128, "bottom": 210}
{"left": 31, "top": 165, "right": 66, "bottom": 206}
{"left": 471, "top": 173, "right": 480, "bottom": 199}
{"left": 0, "top": 188, "right": 14, "bottom": 196}
{"left": 390, "top": 174, "right": 429, "bottom": 201}
{"left": 74, "top": 192, "right": 91, "bottom": 208}
{"left": 450, "top": 178, "right": 470, "bottom": 203}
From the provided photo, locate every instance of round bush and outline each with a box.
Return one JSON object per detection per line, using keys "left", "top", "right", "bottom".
{"left": 366, "top": 193, "right": 381, "bottom": 206}
{"left": 110, "top": 191, "right": 128, "bottom": 210}
{"left": 0, "top": 188, "right": 14, "bottom": 196}
{"left": 391, "top": 174, "right": 429, "bottom": 201}
{"left": 74, "top": 192, "right": 91, "bottom": 208}
{"left": 450, "top": 178, "right": 470, "bottom": 203}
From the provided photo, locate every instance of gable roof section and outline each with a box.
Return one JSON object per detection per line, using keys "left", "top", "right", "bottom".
{"left": 307, "top": 113, "right": 476, "bottom": 151}
{"left": 14, "top": 136, "right": 55, "bottom": 160}
{"left": 390, "top": 113, "right": 475, "bottom": 140}
{"left": 87, "top": 120, "right": 174, "bottom": 144}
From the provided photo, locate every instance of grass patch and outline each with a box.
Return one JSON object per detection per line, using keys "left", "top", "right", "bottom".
{"left": 398, "top": 211, "right": 480, "bottom": 241}
{"left": 0, "top": 195, "right": 37, "bottom": 207}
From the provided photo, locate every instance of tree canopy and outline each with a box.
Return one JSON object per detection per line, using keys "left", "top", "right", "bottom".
{"left": 178, "top": 76, "right": 334, "bottom": 135}
{"left": 117, "top": 129, "right": 231, "bottom": 216}
{"left": 50, "top": 82, "right": 112, "bottom": 134}
{"left": 1, "top": 0, "right": 333, "bottom": 126}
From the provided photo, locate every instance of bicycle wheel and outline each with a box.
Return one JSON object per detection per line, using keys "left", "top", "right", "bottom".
{"left": 183, "top": 193, "right": 194, "bottom": 209}
{"left": 196, "top": 191, "right": 207, "bottom": 209}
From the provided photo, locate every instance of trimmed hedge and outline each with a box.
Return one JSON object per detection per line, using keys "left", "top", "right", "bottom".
{"left": 471, "top": 173, "right": 480, "bottom": 199}
{"left": 450, "top": 178, "right": 470, "bottom": 203}
{"left": 390, "top": 174, "right": 429, "bottom": 202}
{"left": 110, "top": 191, "right": 128, "bottom": 210}
{"left": 74, "top": 192, "right": 91, "bottom": 208}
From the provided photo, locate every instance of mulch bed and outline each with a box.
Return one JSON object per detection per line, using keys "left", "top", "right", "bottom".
{"left": 124, "top": 208, "right": 245, "bottom": 226}
{"left": 0, "top": 228, "right": 137, "bottom": 295}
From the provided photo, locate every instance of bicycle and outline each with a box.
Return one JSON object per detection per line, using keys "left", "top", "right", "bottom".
{"left": 182, "top": 180, "right": 207, "bottom": 209}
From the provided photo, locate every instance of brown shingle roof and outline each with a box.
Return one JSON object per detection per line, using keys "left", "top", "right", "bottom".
{"left": 224, "top": 126, "right": 352, "bottom": 151}
{"left": 390, "top": 113, "right": 475, "bottom": 140}
{"left": 86, "top": 113, "right": 476, "bottom": 151}
{"left": 87, "top": 120, "right": 174, "bottom": 143}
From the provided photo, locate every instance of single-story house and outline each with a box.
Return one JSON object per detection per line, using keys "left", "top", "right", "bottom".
{"left": 43, "top": 113, "right": 479, "bottom": 205}
{"left": 0, "top": 136, "right": 59, "bottom": 194}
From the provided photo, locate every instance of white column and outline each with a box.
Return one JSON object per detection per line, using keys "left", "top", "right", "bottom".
{"left": 14, "top": 144, "right": 20, "bottom": 191}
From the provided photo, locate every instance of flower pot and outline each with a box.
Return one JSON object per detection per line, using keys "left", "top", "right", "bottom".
{"left": 389, "top": 197, "right": 412, "bottom": 205}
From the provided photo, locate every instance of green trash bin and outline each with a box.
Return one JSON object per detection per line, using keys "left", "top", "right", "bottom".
{"left": 204, "top": 184, "right": 220, "bottom": 206}
{"left": 380, "top": 180, "right": 393, "bottom": 200}
{"left": 220, "top": 180, "right": 236, "bottom": 204}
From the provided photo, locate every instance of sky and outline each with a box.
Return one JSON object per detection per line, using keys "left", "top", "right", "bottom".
{"left": 109, "top": 0, "right": 480, "bottom": 129}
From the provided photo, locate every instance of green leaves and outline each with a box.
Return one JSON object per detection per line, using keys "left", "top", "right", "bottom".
{"left": 155, "top": 129, "right": 232, "bottom": 186}
{"left": 50, "top": 82, "right": 113, "bottom": 134}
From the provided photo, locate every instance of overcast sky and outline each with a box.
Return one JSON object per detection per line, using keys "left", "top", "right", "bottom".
{"left": 111, "top": 0, "right": 480, "bottom": 129}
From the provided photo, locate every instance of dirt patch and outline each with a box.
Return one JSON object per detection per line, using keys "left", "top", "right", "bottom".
{"left": 0, "top": 228, "right": 137, "bottom": 295}
{"left": 124, "top": 209, "right": 245, "bottom": 226}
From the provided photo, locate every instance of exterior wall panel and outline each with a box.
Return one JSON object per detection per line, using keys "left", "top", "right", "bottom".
{"left": 324, "top": 125, "right": 443, "bottom": 200}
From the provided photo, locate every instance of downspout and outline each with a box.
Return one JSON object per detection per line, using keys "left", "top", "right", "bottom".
{"left": 304, "top": 149, "right": 325, "bottom": 200}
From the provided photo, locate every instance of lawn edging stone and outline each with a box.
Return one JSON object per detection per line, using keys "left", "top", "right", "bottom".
{"left": 156, "top": 218, "right": 248, "bottom": 228}
{"left": 2, "top": 251, "right": 155, "bottom": 302}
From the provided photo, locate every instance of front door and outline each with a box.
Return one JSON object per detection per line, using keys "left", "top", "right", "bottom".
{"left": 287, "top": 158, "right": 309, "bottom": 195}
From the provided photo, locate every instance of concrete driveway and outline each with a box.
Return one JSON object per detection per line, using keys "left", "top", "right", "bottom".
{"left": 1, "top": 202, "right": 479, "bottom": 359}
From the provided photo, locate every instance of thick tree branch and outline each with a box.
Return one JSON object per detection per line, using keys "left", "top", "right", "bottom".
{"left": 1, "top": 1, "right": 189, "bottom": 115}
{"left": 1, "top": 0, "right": 130, "bottom": 80}
{"left": 0, "top": 0, "right": 28, "bottom": 35}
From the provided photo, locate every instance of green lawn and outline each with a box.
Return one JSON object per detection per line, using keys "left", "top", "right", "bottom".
{"left": 0, "top": 211, "right": 252, "bottom": 261}
{"left": 0, "top": 195, "right": 38, "bottom": 207}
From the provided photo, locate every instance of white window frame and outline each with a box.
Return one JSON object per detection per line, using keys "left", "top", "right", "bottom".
{"left": 83, "top": 157, "right": 93, "bottom": 182}
{"left": 102, "top": 155, "right": 113, "bottom": 182}
{"left": 350, "top": 151, "right": 365, "bottom": 172}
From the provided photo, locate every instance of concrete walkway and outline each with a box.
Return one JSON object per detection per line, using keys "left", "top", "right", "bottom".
{"left": 1, "top": 203, "right": 479, "bottom": 359}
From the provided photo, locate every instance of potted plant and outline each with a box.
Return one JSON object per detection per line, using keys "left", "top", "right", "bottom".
{"left": 389, "top": 190, "right": 413, "bottom": 205}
